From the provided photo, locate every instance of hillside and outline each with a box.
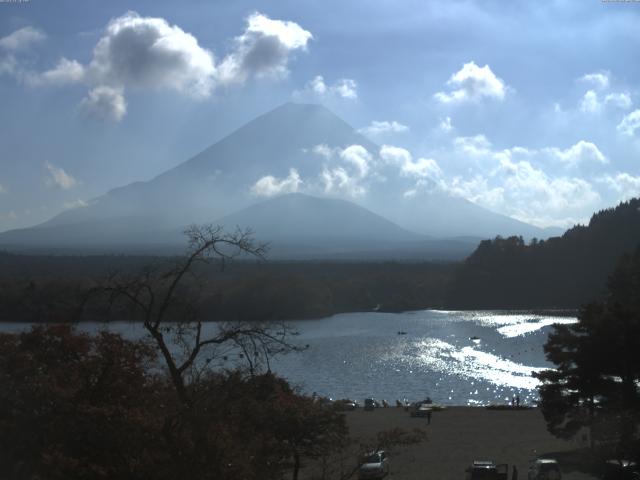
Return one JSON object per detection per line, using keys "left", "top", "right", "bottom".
{"left": 446, "top": 198, "right": 640, "bottom": 308}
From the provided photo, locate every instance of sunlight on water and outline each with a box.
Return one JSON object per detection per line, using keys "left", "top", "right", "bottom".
{"left": 430, "top": 310, "right": 578, "bottom": 338}
{"left": 0, "top": 309, "right": 578, "bottom": 405}
{"left": 410, "top": 339, "right": 544, "bottom": 390}
{"left": 496, "top": 318, "right": 577, "bottom": 337}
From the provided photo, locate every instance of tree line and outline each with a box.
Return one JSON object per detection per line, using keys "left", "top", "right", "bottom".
{"left": 447, "top": 198, "right": 640, "bottom": 309}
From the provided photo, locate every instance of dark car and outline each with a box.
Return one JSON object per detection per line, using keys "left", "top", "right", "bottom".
{"left": 466, "top": 461, "right": 509, "bottom": 480}
{"left": 333, "top": 398, "right": 359, "bottom": 411}
{"left": 364, "top": 398, "right": 379, "bottom": 411}
{"left": 601, "top": 460, "right": 639, "bottom": 480}
{"left": 528, "top": 459, "right": 561, "bottom": 480}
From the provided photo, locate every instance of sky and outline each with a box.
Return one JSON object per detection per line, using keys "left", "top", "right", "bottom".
{"left": 1, "top": 0, "right": 640, "bottom": 232}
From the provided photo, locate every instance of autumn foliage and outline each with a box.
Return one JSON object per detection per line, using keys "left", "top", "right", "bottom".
{"left": 0, "top": 325, "right": 348, "bottom": 480}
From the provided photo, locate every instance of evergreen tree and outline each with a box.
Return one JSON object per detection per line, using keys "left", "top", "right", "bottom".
{"left": 535, "top": 246, "right": 640, "bottom": 458}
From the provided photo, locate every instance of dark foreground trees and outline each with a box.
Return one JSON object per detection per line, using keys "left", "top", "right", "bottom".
{"left": 0, "top": 325, "right": 349, "bottom": 480}
{"left": 535, "top": 246, "right": 640, "bottom": 460}
{"left": 0, "top": 325, "right": 165, "bottom": 479}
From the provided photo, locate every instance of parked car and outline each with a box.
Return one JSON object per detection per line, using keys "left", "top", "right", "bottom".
{"left": 465, "top": 460, "right": 509, "bottom": 480}
{"left": 364, "top": 398, "right": 380, "bottom": 411}
{"left": 333, "top": 398, "right": 359, "bottom": 411}
{"left": 601, "top": 459, "right": 639, "bottom": 480}
{"left": 358, "top": 450, "right": 389, "bottom": 479}
{"left": 528, "top": 458, "right": 561, "bottom": 480}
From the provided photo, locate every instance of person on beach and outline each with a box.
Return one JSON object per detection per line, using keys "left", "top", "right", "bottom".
{"left": 426, "top": 410, "right": 432, "bottom": 424}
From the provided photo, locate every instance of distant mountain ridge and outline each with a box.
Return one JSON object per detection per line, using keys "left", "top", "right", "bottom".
{"left": 447, "top": 198, "right": 640, "bottom": 308}
{"left": 0, "top": 102, "right": 560, "bottom": 256}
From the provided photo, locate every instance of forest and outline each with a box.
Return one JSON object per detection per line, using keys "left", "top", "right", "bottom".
{"left": 1, "top": 198, "right": 639, "bottom": 323}
{"left": 0, "top": 252, "right": 453, "bottom": 323}
{"left": 446, "top": 198, "right": 640, "bottom": 309}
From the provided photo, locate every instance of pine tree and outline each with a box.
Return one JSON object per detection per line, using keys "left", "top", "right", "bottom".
{"left": 535, "top": 246, "right": 640, "bottom": 458}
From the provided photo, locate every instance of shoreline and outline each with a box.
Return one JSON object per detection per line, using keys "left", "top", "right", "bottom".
{"left": 0, "top": 307, "right": 580, "bottom": 323}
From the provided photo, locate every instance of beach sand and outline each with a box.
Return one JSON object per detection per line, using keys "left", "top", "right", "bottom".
{"left": 337, "top": 407, "right": 597, "bottom": 480}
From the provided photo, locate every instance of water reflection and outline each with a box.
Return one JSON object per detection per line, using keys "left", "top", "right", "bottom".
{"left": 270, "top": 310, "right": 577, "bottom": 405}
{"left": 0, "top": 310, "right": 577, "bottom": 405}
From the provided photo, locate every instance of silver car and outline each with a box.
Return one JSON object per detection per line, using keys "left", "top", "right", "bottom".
{"left": 358, "top": 450, "right": 389, "bottom": 479}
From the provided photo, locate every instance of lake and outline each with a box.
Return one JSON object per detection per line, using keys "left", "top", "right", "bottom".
{"left": 0, "top": 310, "right": 576, "bottom": 406}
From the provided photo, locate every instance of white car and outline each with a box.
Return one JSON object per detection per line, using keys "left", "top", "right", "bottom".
{"left": 528, "top": 458, "right": 561, "bottom": 480}
{"left": 358, "top": 450, "right": 389, "bottom": 479}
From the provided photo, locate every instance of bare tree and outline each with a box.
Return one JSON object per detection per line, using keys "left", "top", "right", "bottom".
{"left": 86, "top": 224, "right": 301, "bottom": 405}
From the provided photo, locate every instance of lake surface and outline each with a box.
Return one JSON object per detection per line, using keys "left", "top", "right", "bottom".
{"left": 1, "top": 310, "right": 576, "bottom": 406}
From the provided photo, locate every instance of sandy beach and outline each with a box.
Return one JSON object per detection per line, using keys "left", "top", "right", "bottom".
{"left": 338, "top": 407, "right": 597, "bottom": 480}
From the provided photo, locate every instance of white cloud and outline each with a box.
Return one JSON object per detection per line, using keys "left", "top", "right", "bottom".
{"left": 87, "top": 11, "right": 217, "bottom": 97}
{"left": 45, "top": 162, "right": 78, "bottom": 190}
{"left": 30, "top": 58, "right": 85, "bottom": 86}
{"left": 0, "top": 54, "right": 17, "bottom": 76}
{"left": 380, "top": 145, "right": 444, "bottom": 182}
{"left": 492, "top": 155, "right": 601, "bottom": 226}
{"left": 359, "top": 120, "right": 409, "bottom": 136}
{"left": 580, "top": 89, "right": 632, "bottom": 114}
{"left": 604, "top": 92, "right": 632, "bottom": 109}
{"left": 617, "top": 109, "right": 640, "bottom": 136}
{"left": 320, "top": 166, "right": 365, "bottom": 197}
{"left": 63, "top": 199, "right": 89, "bottom": 210}
{"left": 379, "top": 145, "right": 412, "bottom": 167}
{"left": 296, "top": 75, "right": 358, "bottom": 100}
{"left": 546, "top": 140, "right": 608, "bottom": 168}
{"left": 600, "top": 173, "right": 640, "bottom": 200}
{"left": 340, "top": 145, "right": 372, "bottom": 177}
{"left": 218, "top": 12, "right": 312, "bottom": 85}
{"left": 403, "top": 157, "right": 443, "bottom": 179}
{"left": 434, "top": 61, "right": 507, "bottom": 104}
{"left": 0, "top": 26, "right": 45, "bottom": 51}
{"left": 447, "top": 139, "right": 602, "bottom": 226}
{"left": 17, "top": 12, "right": 311, "bottom": 121}
{"left": 0, "top": 183, "right": 6, "bottom": 194}
{"left": 439, "top": 116, "right": 453, "bottom": 133}
{"left": 448, "top": 175, "right": 505, "bottom": 209}
{"left": 251, "top": 168, "right": 302, "bottom": 197}
{"left": 80, "top": 86, "right": 127, "bottom": 121}
{"left": 580, "top": 90, "right": 601, "bottom": 113}
{"left": 310, "top": 144, "right": 336, "bottom": 159}
{"left": 453, "top": 135, "right": 492, "bottom": 156}
{"left": 579, "top": 72, "right": 610, "bottom": 90}
{"left": 331, "top": 78, "right": 358, "bottom": 99}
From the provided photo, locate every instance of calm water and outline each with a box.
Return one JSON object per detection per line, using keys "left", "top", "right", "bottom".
{"left": 1, "top": 310, "right": 576, "bottom": 406}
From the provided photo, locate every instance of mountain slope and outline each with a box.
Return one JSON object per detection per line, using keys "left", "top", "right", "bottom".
{"left": 0, "top": 102, "right": 557, "bottom": 251}
{"left": 217, "top": 193, "right": 421, "bottom": 244}
{"left": 41, "top": 103, "right": 379, "bottom": 230}
{"left": 446, "top": 198, "right": 640, "bottom": 308}
{"left": 371, "top": 191, "right": 562, "bottom": 239}
{"left": 214, "top": 193, "right": 463, "bottom": 259}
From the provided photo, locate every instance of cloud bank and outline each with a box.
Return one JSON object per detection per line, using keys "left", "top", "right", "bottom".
{"left": 4, "top": 11, "right": 312, "bottom": 121}
{"left": 435, "top": 61, "right": 507, "bottom": 104}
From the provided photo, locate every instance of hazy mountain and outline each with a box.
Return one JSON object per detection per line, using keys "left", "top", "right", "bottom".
{"left": 218, "top": 192, "right": 420, "bottom": 244}
{"left": 0, "top": 102, "right": 559, "bottom": 254}
{"left": 370, "top": 192, "right": 564, "bottom": 239}
{"left": 214, "top": 193, "right": 482, "bottom": 260}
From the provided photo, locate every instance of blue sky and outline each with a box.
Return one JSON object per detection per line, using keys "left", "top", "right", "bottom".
{"left": 1, "top": 0, "right": 640, "bottom": 231}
